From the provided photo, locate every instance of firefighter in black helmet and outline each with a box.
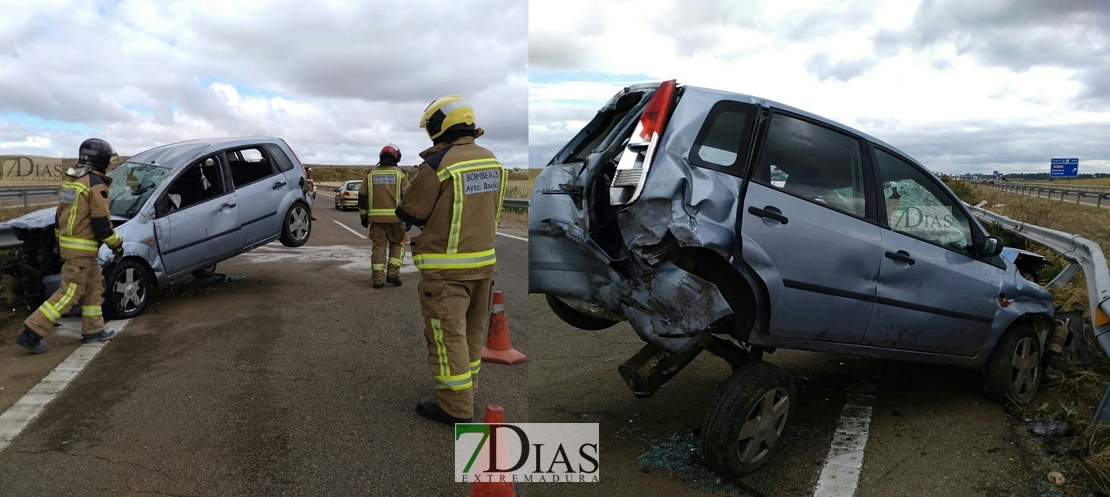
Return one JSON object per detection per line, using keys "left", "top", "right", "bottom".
{"left": 16, "top": 138, "right": 123, "bottom": 354}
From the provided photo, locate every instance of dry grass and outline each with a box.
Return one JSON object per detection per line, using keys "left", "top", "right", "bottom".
{"left": 950, "top": 180, "right": 1110, "bottom": 492}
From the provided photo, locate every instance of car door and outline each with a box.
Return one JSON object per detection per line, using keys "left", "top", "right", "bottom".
{"left": 153, "top": 155, "right": 240, "bottom": 276}
{"left": 741, "top": 112, "right": 882, "bottom": 344}
{"left": 862, "top": 146, "right": 1001, "bottom": 356}
{"left": 228, "top": 146, "right": 288, "bottom": 246}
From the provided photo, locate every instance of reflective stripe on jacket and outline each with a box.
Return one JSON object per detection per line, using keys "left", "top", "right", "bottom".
{"left": 396, "top": 137, "right": 506, "bottom": 281}
{"left": 56, "top": 171, "right": 121, "bottom": 260}
{"left": 359, "top": 165, "right": 409, "bottom": 224}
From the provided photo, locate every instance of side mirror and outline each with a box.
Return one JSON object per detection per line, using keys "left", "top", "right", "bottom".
{"left": 981, "top": 236, "right": 1003, "bottom": 258}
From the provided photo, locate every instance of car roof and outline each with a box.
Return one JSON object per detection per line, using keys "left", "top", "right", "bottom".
{"left": 127, "top": 136, "right": 285, "bottom": 168}
{"left": 682, "top": 84, "right": 929, "bottom": 170}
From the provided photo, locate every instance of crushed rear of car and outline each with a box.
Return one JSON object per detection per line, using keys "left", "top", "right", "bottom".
{"left": 529, "top": 80, "right": 1061, "bottom": 479}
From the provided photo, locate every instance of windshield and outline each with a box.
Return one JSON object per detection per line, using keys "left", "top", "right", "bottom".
{"left": 346, "top": 182, "right": 362, "bottom": 190}
{"left": 108, "top": 162, "right": 173, "bottom": 218}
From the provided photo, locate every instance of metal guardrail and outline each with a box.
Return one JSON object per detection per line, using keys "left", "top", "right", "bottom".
{"left": 966, "top": 201, "right": 1110, "bottom": 423}
{"left": 0, "top": 225, "right": 18, "bottom": 250}
{"left": 0, "top": 184, "right": 60, "bottom": 207}
{"left": 1016, "top": 182, "right": 1110, "bottom": 194}
{"left": 503, "top": 198, "right": 529, "bottom": 210}
{"left": 984, "top": 183, "right": 1110, "bottom": 207}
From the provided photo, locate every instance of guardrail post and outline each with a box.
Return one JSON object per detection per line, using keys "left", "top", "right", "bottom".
{"left": 1100, "top": 195, "right": 1103, "bottom": 208}
{"left": 23, "top": 191, "right": 28, "bottom": 207}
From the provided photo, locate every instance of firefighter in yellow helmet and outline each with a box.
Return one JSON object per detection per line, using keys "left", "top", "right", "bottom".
{"left": 396, "top": 95, "right": 506, "bottom": 424}
{"left": 16, "top": 138, "right": 123, "bottom": 354}
{"left": 359, "top": 144, "right": 411, "bottom": 289}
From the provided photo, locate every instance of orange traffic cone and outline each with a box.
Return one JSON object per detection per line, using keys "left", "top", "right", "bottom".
{"left": 482, "top": 291, "right": 526, "bottom": 365}
{"left": 469, "top": 405, "right": 516, "bottom": 497}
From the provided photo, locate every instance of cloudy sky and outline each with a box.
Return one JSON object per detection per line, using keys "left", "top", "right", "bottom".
{"left": 0, "top": 0, "right": 527, "bottom": 168}
{"left": 530, "top": 0, "right": 1110, "bottom": 175}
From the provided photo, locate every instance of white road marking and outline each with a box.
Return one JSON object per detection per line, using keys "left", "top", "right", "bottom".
{"left": 496, "top": 232, "right": 528, "bottom": 242}
{"left": 0, "top": 317, "right": 130, "bottom": 454}
{"left": 812, "top": 374, "right": 879, "bottom": 497}
{"left": 333, "top": 220, "right": 368, "bottom": 239}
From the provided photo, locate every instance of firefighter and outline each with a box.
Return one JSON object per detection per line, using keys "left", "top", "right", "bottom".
{"left": 15, "top": 138, "right": 124, "bottom": 354}
{"left": 359, "top": 144, "right": 411, "bottom": 289}
{"left": 396, "top": 95, "right": 506, "bottom": 424}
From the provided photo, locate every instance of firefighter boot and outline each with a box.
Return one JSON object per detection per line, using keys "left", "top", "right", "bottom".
{"left": 416, "top": 399, "right": 473, "bottom": 425}
{"left": 81, "top": 329, "right": 117, "bottom": 344}
{"left": 16, "top": 326, "right": 47, "bottom": 354}
{"left": 386, "top": 276, "right": 402, "bottom": 287}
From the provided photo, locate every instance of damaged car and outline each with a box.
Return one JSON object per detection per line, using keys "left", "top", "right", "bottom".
{"left": 529, "top": 80, "right": 1059, "bottom": 478}
{"left": 2, "top": 136, "right": 313, "bottom": 319}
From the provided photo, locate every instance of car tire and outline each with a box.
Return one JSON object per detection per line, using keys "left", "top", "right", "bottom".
{"left": 545, "top": 294, "right": 619, "bottom": 331}
{"left": 280, "top": 202, "right": 312, "bottom": 247}
{"left": 984, "top": 323, "right": 1042, "bottom": 406}
{"left": 700, "top": 361, "right": 795, "bottom": 479}
{"left": 191, "top": 263, "right": 217, "bottom": 279}
{"left": 103, "top": 259, "right": 154, "bottom": 320}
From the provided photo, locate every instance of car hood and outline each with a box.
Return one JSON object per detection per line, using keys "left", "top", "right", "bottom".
{"left": 3, "top": 207, "right": 130, "bottom": 230}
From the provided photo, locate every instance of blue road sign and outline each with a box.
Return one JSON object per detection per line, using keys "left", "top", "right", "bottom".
{"left": 1051, "top": 158, "right": 1079, "bottom": 177}
{"left": 993, "top": 170, "right": 999, "bottom": 176}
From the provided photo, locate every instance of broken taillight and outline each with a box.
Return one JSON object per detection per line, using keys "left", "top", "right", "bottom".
{"left": 610, "top": 79, "right": 677, "bottom": 206}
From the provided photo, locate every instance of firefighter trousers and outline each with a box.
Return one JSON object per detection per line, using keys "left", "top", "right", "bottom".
{"left": 370, "top": 222, "right": 406, "bottom": 285}
{"left": 24, "top": 257, "right": 105, "bottom": 337}
{"left": 418, "top": 277, "right": 493, "bottom": 419}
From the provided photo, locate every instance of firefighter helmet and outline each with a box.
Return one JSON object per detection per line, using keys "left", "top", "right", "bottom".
{"left": 380, "top": 144, "right": 401, "bottom": 164}
{"left": 420, "top": 95, "right": 478, "bottom": 142}
{"left": 77, "top": 138, "right": 116, "bottom": 172}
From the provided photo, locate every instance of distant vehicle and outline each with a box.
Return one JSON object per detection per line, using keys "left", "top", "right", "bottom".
{"left": 334, "top": 180, "right": 362, "bottom": 210}
{"left": 530, "top": 80, "right": 1056, "bottom": 479}
{"left": 1, "top": 136, "right": 314, "bottom": 319}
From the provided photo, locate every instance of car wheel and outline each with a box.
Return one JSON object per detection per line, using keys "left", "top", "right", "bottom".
{"left": 191, "top": 263, "right": 217, "bottom": 279}
{"left": 700, "top": 361, "right": 795, "bottom": 479}
{"left": 103, "top": 259, "right": 153, "bottom": 320}
{"left": 985, "top": 323, "right": 1042, "bottom": 406}
{"left": 545, "top": 294, "right": 619, "bottom": 331}
{"left": 280, "top": 202, "right": 312, "bottom": 247}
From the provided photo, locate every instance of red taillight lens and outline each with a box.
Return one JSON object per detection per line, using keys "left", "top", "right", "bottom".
{"left": 638, "top": 79, "right": 676, "bottom": 142}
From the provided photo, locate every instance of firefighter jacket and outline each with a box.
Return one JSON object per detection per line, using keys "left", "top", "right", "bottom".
{"left": 395, "top": 136, "right": 506, "bottom": 281}
{"left": 358, "top": 164, "right": 410, "bottom": 224}
{"left": 57, "top": 171, "right": 122, "bottom": 260}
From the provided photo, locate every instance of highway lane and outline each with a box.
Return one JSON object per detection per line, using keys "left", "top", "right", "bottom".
{"left": 527, "top": 296, "right": 1039, "bottom": 497}
{"left": 0, "top": 202, "right": 528, "bottom": 496}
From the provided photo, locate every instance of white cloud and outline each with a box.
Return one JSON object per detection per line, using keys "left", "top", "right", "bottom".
{"left": 0, "top": 0, "right": 527, "bottom": 168}
{"left": 529, "top": 0, "right": 1110, "bottom": 174}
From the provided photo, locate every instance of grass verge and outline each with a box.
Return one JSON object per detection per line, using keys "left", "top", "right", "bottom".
{"left": 948, "top": 179, "right": 1110, "bottom": 493}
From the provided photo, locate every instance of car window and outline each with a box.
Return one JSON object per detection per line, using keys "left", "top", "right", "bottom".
{"left": 347, "top": 182, "right": 362, "bottom": 191}
{"left": 754, "top": 113, "right": 866, "bottom": 217}
{"left": 875, "top": 148, "right": 973, "bottom": 253}
{"left": 164, "top": 156, "right": 230, "bottom": 214}
{"left": 690, "top": 101, "right": 758, "bottom": 170}
{"left": 228, "top": 147, "right": 278, "bottom": 188}
{"left": 263, "top": 143, "right": 296, "bottom": 173}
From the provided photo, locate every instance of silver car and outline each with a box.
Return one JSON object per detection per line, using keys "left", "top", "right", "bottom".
{"left": 529, "top": 81, "right": 1057, "bottom": 478}
{"left": 2, "top": 136, "right": 313, "bottom": 319}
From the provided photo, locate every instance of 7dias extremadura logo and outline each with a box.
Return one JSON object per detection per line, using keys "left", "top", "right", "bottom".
{"left": 454, "top": 423, "right": 600, "bottom": 483}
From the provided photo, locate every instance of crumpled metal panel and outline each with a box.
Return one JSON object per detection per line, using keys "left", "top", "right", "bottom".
{"left": 621, "top": 262, "right": 733, "bottom": 355}
{"left": 615, "top": 89, "right": 750, "bottom": 266}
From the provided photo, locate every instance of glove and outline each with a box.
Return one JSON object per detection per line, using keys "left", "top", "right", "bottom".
{"left": 112, "top": 244, "right": 124, "bottom": 256}
{"left": 361, "top": 218, "right": 369, "bottom": 228}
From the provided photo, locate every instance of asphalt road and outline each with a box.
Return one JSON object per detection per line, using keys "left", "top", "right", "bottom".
{"left": 0, "top": 195, "right": 529, "bottom": 496}
{"left": 527, "top": 295, "right": 1041, "bottom": 497}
